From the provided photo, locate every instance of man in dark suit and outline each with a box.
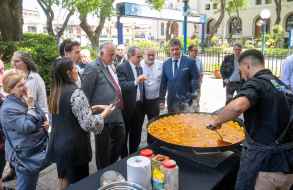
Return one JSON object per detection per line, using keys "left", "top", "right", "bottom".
{"left": 117, "top": 46, "right": 146, "bottom": 156}
{"left": 220, "top": 43, "right": 243, "bottom": 104}
{"left": 160, "top": 39, "right": 199, "bottom": 113}
{"left": 82, "top": 42, "right": 125, "bottom": 169}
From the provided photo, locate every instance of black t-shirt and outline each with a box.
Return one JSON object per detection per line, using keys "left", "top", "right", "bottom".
{"left": 235, "top": 69, "right": 291, "bottom": 145}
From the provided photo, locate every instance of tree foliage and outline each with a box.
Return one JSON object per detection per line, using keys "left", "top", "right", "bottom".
{"left": 266, "top": 24, "right": 285, "bottom": 48}
{"left": 147, "top": 0, "right": 165, "bottom": 10}
{"left": 74, "top": 0, "right": 113, "bottom": 48}
{"left": 226, "top": 0, "right": 247, "bottom": 17}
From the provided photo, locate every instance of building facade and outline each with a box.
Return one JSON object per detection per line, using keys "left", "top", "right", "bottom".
{"left": 197, "top": 0, "right": 293, "bottom": 39}
{"left": 23, "top": 0, "right": 202, "bottom": 46}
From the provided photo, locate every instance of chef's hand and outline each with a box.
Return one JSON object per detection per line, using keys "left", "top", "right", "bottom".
{"left": 206, "top": 121, "right": 222, "bottom": 130}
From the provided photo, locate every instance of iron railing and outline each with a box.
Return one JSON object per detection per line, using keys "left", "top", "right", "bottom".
{"left": 156, "top": 49, "right": 289, "bottom": 77}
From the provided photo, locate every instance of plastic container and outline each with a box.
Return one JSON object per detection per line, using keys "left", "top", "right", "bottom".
{"left": 140, "top": 149, "right": 154, "bottom": 159}
{"left": 151, "top": 154, "right": 169, "bottom": 190}
{"left": 161, "top": 160, "right": 179, "bottom": 190}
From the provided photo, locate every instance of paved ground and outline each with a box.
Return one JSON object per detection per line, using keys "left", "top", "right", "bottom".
{"left": 3, "top": 74, "right": 226, "bottom": 190}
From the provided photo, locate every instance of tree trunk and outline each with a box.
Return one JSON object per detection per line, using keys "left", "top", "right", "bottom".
{"left": 274, "top": 0, "right": 281, "bottom": 25}
{"left": 79, "top": 13, "right": 106, "bottom": 49}
{"left": 166, "top": 21, "right": 172, "bottom": 41}
{"left": 56, "top": 9, "right": 75, "bottom": 43}
{"left": 209, "top": 0, "right": 225, "bottom": 38}
{"left": 37, "top": 0, "right": 74, "bottom": 43}
{"left": 0, "top": 0, "right": 23, "bottom": 41}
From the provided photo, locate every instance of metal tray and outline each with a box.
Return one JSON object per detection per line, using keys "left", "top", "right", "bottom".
{"left": 147, "top": 112, "right": 245, "bottom": 153}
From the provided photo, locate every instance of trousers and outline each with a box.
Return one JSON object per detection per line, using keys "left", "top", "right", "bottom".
{"left": 16, "top": 168, "right": 39, "bottom": 190}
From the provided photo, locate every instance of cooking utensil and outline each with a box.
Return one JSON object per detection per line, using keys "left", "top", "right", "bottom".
{"left": 147, "top": 112, "right": 245, "bottom": 153}
{"left": 213, "top": 130, "right": 232, "bottom": 145}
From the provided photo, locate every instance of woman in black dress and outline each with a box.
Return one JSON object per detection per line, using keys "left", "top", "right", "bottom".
{"left": 49, "top": 58, "right": 114, "bottom": 190}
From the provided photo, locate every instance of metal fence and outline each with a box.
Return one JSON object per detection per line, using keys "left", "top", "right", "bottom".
{"left": 199, "top": 51, "right": 288, "bottom": 77}
{"left": 156, "top": 50, "right": 289, "bottom": 77}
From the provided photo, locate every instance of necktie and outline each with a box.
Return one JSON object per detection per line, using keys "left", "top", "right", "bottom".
{"left": 174, "top": 60, "right": 179, "bottom": 77}
{"left": 107, "top": 67, "right": 123, "bottom": 109}
{"left": 135, "top": 66, "right": 144, "bottom": 102}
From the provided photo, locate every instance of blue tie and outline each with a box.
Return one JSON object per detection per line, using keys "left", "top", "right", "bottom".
{"left": 174, "top": 60, "right": 178, "bottom": 77}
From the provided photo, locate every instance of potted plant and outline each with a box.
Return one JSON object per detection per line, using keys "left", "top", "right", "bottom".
{"left": 213, "top": 63, "right": 222, "bottom": 79}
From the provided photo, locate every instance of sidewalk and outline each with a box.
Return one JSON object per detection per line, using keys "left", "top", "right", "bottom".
{"left": 3, "top": 74, "right": 226, "bottom": 190}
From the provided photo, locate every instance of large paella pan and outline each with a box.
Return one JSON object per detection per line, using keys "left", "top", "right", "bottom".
{"left": 147, "top": 112, "right": 246, "bottom": 152}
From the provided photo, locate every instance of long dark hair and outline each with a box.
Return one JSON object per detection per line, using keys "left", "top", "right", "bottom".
{"left": 49, "top": 57, "right": 75, "bottom": 114}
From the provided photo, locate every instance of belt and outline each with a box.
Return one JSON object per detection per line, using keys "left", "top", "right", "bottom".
{"left": 104, "top": 122, "right": 124, "bottom": 127}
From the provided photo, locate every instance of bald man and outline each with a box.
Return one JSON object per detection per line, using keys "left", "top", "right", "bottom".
{"left": 82, "top": 42, "right": 125, "bottom": 169}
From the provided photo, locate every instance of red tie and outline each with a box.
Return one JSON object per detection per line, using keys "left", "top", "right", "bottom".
{"left": 107, "top": 67, "right": 124, "bottom": 109}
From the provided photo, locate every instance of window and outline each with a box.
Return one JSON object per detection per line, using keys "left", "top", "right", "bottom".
{"left": 27, "top": 26, "right": 37, "bottom": 33}
{"left": 160, "top": 23, "right": 165, "bottom": 36}
{"left": 256, "top": 0, "right": 262, "bottom": 5}
{"left": 265, "top": 0, "right": 272, "bottom": 3}
{"left": 254, "top": 17, "right": 270, "bottom": 38}
{"left": 286, "top": 14, "right": 293, "bottom": 32}
{"left": 205, "top": 4, "right": 210, "bottom": 10}
{"left": 229, "top": 17, "right": 242, "bottom": 35}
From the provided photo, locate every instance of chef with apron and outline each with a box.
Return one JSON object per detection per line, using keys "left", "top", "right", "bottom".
{"left": 208, "top": 49, "right": 293, "bottom": 190}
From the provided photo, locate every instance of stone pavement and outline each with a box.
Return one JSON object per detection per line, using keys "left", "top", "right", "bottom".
{"left": 3, "top": 74, "right": 226, "bottom": 190}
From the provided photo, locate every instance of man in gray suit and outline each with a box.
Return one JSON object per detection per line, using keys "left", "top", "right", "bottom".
{"left": 82, "top": 42, "right": 125, "bottom": 169}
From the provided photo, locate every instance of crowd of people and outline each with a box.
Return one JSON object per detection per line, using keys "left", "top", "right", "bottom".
{"left": 0, "top": 39, "right": 203, "bottom": 190}
{"left": 0, "top": 38, "right": 292, "bottom": 190}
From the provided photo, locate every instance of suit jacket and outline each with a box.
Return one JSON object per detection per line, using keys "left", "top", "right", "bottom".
{"left": 116, "top": 60, "right": 140, "bottom": 117}
{"left": 160, "top": 55, "right": 199, "bottom": 110}
{"left": 220, "top": 54, "right": 236, "bottom": 80}
{"left": 81, "top": 59, "right": 124, "bottom": 124}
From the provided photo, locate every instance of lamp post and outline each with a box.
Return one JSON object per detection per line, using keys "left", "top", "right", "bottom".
{"left": 183, "top": 0, "right": 189, "bottom": 54}
{"left": 260, "top": 9, "right": 271, "bottom": 54}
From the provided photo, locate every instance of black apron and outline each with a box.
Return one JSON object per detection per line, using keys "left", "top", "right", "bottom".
{"left": 235, "top": 131, "right": 293, "bottom": 190}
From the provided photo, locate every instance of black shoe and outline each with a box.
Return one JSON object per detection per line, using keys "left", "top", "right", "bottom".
{"left": 2, "top": 169, "right": 16, "bottom": 182}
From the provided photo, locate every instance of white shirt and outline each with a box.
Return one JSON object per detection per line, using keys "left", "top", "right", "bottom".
{"left": 129, "top": 61, "right": 141, "bottom": 101}
{"left": 229, "top": 58, "right": 241, "bottom": 82}
{"left": 172, "top": 55, "right": 182, "bottom": 77}
{"left": 141, "top": 60, "right": 163, "bottom": 100}
{"left": 26, "top": 72, "right": 48, "bottom": 114}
